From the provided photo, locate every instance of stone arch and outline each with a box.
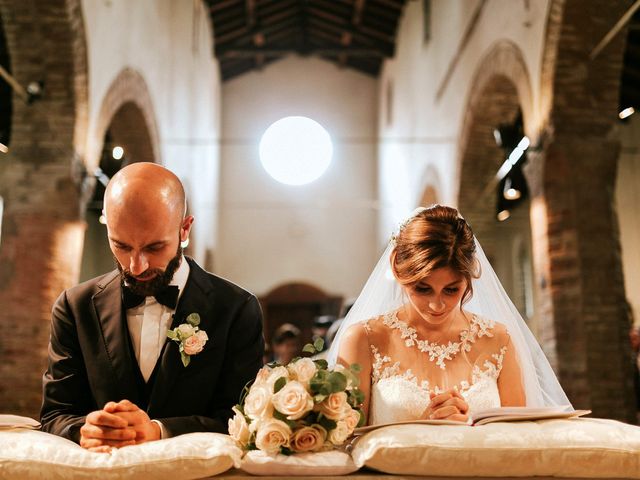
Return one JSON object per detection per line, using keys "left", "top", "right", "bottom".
{"left": 533, "top": 0, "right": 635, "bottom": 421}
{"left": 0, "top": 0, "right": 89, "bottom": 416}
{"left": 80, "top": 70, "right": 161, "bottom": 282}
{"left": 89, "top": 68, "right": 161, "bottom": 170}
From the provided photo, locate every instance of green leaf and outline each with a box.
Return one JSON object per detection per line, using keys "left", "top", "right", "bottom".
{"left": 186, "top": 313, "right": 200, "bottom": 326}
{"left": 317, "top": 414, "right": 337, "bottom": 432}
{"left": 356, "top": 409, "right": 366, "bottom": 427}
{"left": 352, "top": 389, "right": 365, "bottom": 405}
{"left": 166, "top": 330, "right": 178, "bottom": 341}
{"left": 239, "top": 379, "right": 255, "bottom": 405}
{"left": 181, "top": 352, "right": 191, "bottom": 367}
{"left": 313, "top": 359, "right": 328, "bottom": 370}
{"left": 272, "top": 409, "right": 287, "bottom": 422}
{"left": 314, "top": 394, "right": 327, "bottom": 403}
{"left": 281, "top": 447, "right": 293, "bottom": 456}
{"left": 302, "top": 343, "right": 316, "bottom": 354}
{"left": 328, "top": 372, "right": 347, "bottom": 393}
{"left": 350, "top": 363, "right": 362, "bottom": 374}
{"left": 313, "top": 337, "right": 325, "bottom": 352}
{"left": 273, "top": 376, "right": 287, "bottom": 394}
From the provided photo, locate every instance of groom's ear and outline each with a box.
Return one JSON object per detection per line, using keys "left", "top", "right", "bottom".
{"left": 180, "top": 215, "right": 194, "bottom": 242}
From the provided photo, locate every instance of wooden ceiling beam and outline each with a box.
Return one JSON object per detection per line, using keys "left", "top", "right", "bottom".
{"left": 218, "top": 46, "right": 386, "bottom": 59}
{"left": 246, "top": 0, "right": 257, "bottom": 28}
{"left": 307, "top": 6, "right": 395, "bottom": 42}
{"left": 307, "top": 16, "right": 394, "bottom": 55}
{"left": 209, "top": 0, "right": 241, "bottom": 14}
{"left": 353, "top": 0, "right": 366, "bottom": 26}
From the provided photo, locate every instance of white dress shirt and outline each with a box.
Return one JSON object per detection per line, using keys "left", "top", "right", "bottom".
{"left": 125, "top": 256, "right": 190, "bottom": 382}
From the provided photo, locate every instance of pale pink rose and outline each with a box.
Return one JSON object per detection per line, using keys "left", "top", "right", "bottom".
{"left": 328, "top": 420, "right": 350, "bottom": 446}
{"left": 291, "top": 426, "right": 326, "bottom": 453}
{"left": 228, "top": 406, "right": 250, "bottom": 446}
{"left": 183, "top": 330, "right": 208, "bottom": 355}
{"left": 287, "top": 358, "right": 317, "bottom": 384}
{"left": 272, "top": 381, "right": 314, "bottom": 420}
{"left": 318, "top": 392, "right": 348, "bottom": 420}
{"left": 244, "top": 384, "right": 273, "bottom": 420}
{"left": 177, "top": 323, "right": 196, "bottom": 339}
{"left": 266, "top": 366, "right": 290, "bottom": 389}
{"left": 254, "top": 419, "right": 291, "bottom": 455}
{"left": 344, "top": 407, "right": 361, "bottom": 433}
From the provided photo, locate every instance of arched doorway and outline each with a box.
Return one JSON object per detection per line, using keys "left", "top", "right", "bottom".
{"left": 260, "top": 282, "right": 343, "bottom": 361}
{"left": 80, "top": 71, "right": 160, "bottom": 281}
{"left": 457, "top": 42, "right": 537, "bottom": 332}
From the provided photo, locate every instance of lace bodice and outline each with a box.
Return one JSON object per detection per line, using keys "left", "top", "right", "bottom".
{"left": 366, "top": 311, "right": 508, "bottom": 425}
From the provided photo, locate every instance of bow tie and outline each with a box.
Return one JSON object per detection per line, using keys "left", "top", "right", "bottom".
{"left": 122, "top": 285, "right": 180, "bottom": 310}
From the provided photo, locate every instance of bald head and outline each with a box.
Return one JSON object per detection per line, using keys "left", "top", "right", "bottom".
{"left": 104, "top": 162, "right": 186, "bottom": 226}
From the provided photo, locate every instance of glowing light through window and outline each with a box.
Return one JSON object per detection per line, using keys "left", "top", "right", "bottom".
{"left": 259, "top": 116, "right": 333, "bottom": 186}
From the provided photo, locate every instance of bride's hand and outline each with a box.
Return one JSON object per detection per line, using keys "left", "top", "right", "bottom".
{"left": 422, "top": 389, "right": 469, "bottom": 422}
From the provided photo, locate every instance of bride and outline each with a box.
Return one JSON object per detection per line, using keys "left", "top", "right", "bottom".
{"left": 327, "top": 205, "right": 570, "bottom": 425}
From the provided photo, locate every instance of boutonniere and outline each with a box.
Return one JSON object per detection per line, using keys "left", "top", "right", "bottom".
{"left": 167, "top": 313, "right": 209, "bottom": 367}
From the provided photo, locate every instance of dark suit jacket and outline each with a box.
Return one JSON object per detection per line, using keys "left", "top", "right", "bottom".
{"left": 40, "top": 257, "right": 264, "bottom": 443}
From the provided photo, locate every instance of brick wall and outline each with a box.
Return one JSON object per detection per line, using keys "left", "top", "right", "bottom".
{"left": 533, "top": 0, "right": 636, "bottom": 421}
{"left": 0, "top": 0, "right": 88, "bottom": 417}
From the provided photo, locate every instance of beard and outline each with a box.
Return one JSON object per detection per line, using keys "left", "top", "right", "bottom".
{"left": 116, "top": 245, "right": 183, "bottom": 296}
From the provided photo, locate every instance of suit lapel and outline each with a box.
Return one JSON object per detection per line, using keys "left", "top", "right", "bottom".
{"left": 148, "top": 259, "right": 214, "bottom": 413}
{"left": 91, "top": 271, "right": 141, "bottom": 405}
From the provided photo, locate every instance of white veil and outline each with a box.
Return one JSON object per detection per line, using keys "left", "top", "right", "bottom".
{"left": 326, "top": 216, "right": 571, "bottom": 408}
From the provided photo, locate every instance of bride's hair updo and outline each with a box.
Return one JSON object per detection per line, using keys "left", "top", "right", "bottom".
{"left": 391, "top": 205, "right": 480, "bottom": 305}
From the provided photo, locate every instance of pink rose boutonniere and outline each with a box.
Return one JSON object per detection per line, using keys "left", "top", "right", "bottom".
{"left": 167, "top": 313, "right": 209, "bottom": 367}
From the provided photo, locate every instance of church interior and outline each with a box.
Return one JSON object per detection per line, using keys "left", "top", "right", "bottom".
{"left": 0, "top": 0, "right": 639, "bottom": 428}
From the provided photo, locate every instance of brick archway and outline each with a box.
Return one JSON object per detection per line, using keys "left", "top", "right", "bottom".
{"left": 0, "top": 0, "right": 89, "bottom": 416}
{"left": 455, "top": 40, "right": 539, "bottom": 378}
{"left": 533, "top": 0, "right": 636, "bottom": 421}
{"left": 456, "top": 40, "right": 533, "bottom": 256}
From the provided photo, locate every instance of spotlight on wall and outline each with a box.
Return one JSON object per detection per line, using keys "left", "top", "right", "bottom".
{"left": 619, "top": 107, "right": 635, "bottom": 120}
{"left": 502, "top": 164, "right": 528, "bottom": 201}
{"left": 112, "top": 146, "right": 124, "bottom": 160}
{"left": 497, "top": 208, "right": 511, "bottom": 222}
{"left": 0, "top": 65, "right": 43, "bottom": 104}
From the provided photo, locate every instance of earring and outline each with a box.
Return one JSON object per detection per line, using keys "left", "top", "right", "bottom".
{"left": 180, "top": 238, "right": 190, "bottom": 249}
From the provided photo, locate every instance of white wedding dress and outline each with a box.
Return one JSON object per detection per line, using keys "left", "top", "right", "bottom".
{"left": 364, "top": 311, "right": 507, "bottom": 425}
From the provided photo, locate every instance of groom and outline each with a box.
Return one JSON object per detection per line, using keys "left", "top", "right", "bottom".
{"left": 40, "top": 163, "right": 264, "bottom": 451}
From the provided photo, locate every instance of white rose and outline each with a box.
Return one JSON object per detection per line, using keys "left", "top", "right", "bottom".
{"left": 328, "top": 420, "right": 350, "bottom": 446}
{"left": 243, "top": 384, "right": 273, "bottom": 420}
{"left": 254, "top": 419, "right": 291, "bottom": 455}
{"left": 344, "top": 407, "right": 361, "bottom": 433}
{"left": 228, "top": 406, "right": 250, "bottom": 446}
{"left": 272, "top": 381, "right": 314, "bottom": 420}
{"left": 287, "top": 358, "right": 317, "bottom": 384}
{"left": 291, "top": 426, "right": 326, "bottom": 453}
{"left": 254, "top": 366, "right": 272, "bottom": 387}
{"left": 266, "top": 366, "right": 290, "bottom": 389}
{"left": 177, "top": 324, "right": 196, "bottom": 338}
{"left": 318, "top": 391, "right": 348, "bottom": 420}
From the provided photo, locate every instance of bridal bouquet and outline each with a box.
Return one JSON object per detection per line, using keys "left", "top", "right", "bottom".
{"left": 228, "top": 340, "right": 365, "bottom": 455}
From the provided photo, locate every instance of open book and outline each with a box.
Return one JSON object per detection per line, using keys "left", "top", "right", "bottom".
{"left": 354, "top": 406, "right": 590, "bottom": 435}
{"left": 0, "top": 414, "right": 41, "bottom": 430}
